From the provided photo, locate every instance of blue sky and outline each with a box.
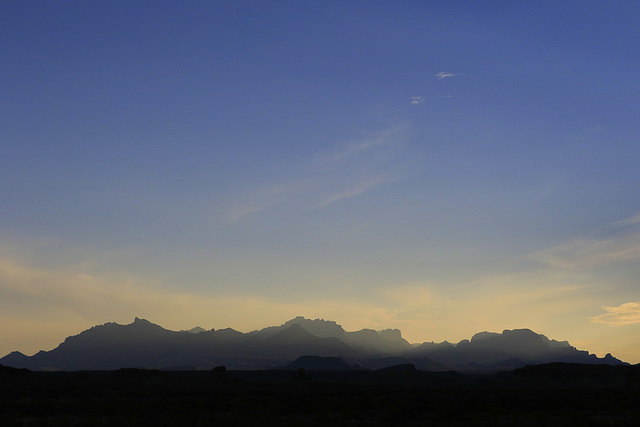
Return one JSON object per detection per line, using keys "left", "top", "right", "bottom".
{"left": 2, "top": 1, "right": 640, "bottom": 362}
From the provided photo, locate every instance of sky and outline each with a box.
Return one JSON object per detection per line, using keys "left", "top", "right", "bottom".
{"left": 2, "top": 1, "right": 640, "bottom": 363}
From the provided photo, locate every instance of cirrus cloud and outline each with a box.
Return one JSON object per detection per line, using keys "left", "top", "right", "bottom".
{"left": 223, "top": 122, "right": 416, "bottom": 222}
{"left": 435, "top": 71, "right": 457, "bottom": 79}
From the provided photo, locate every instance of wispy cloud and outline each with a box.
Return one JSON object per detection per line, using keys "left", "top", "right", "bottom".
{"left": 409, "top": 96, "right": 425, "bottom": 105}
{"left": 315, "top": 173, "right": 392, "bottom": 208}
{"left": 591, "top": 302, "right": 640, "bottom": 326}
{"left": 609, "top": 213, "right": 640, "bottom": 228}
{"left": 530, "top": 235, "right": 640, "bottom": 270}
{"left": 315, "top": 123, "right": 410, "bottom": 168}
{"left": 435, "top": 71, "right": 457, "bottom": 79}
{"left": 223, "top": 122, "right": 415, "bottom": 223}
{"left": 224, "top": 184, "right": 293, "bottom": 223}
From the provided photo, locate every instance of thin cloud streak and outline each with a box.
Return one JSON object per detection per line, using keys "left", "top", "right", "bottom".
{"left": 223, "top": 122, "right": 414, "bottom": 223}
{"left": 314, "top": 173, "right": 392, "bottom": 208}
{"left": 530, "top": 235, "right": 640, "bottom": 270}
{"left": 435, "top": 71, "right": 457, "bottom": 79}
{"left": 224, "top": 184, "right": 293, "bottom": 223}
{"left": 314, "top": 123, "right": 410, "bottom": 169}
{"left": 610, "top": 213, "right": 640, "bottom": 228}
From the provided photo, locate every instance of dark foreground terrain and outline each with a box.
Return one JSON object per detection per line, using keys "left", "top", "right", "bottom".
{"left": 2, "top": 363, "right": 639, "bottom": 426}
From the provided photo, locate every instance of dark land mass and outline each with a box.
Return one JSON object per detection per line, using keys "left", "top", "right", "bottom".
{"left": 2, "top": 362, "right": 640, "bottom": 426}
{"left": 0, "top": 317, "right": 626, "bottom": 372}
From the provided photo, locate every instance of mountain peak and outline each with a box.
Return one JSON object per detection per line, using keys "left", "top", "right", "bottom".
{"left": 470, "top": 331, "right": 500, "bottom": 343}
{"left": 283, "top": 317, "right": 345, "bottom": 338}
{"left": 471, "top": 329, "right": 543, "bottom": 345}
{"left": 181, "top": 326, "right": 208, "bottom": 334}
{"left": 379, "top": 329, "right": 404, "bottom": 342}
{"left": 127, "top": 318, "right": 164, "bottom": 331}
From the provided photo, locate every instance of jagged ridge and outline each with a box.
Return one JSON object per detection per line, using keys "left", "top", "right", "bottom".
{"left": 0, "top": 317, "right": 626, "bottom": 371}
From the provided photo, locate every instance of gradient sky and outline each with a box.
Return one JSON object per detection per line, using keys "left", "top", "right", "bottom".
{"left": 2, "top": 1, "right": 640, "bottom": 363}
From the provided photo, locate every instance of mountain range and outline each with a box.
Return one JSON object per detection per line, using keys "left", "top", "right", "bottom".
{"left": 0, "top": 317, "right": 625, "bottom": 371}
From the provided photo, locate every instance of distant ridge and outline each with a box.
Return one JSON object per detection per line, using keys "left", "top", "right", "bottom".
{"left": 408, "top": 328, "right": 607, "bottom": 370}
{"left": 0, "top": 317, "right": 627, "bottom": 372}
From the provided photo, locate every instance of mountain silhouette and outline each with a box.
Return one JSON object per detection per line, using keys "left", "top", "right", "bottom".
{"left": 0, "top": 317, "right": 627, "bottom": 371}
{"left": 409, "top": 328, "right": 621, "bottom": 370}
